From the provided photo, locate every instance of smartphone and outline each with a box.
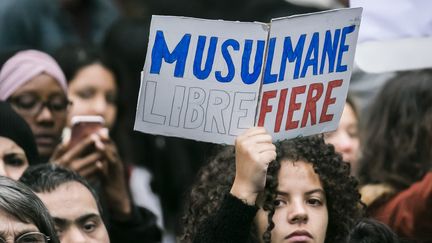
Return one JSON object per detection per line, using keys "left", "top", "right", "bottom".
{"left": 69, "top": 115, "right": 105, "bottom": 149}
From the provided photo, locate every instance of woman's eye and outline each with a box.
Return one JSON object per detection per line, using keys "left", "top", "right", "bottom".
{"left": 4, "top": 154, "right": 26, "bottom": 167}
{"left": 106, "top": 92, "right": 117, "bottom": 105}
{"left": 82, "top": 221, "right": 97, "bottom": 232}
{"left": 347, "top": 129, "right": 358, "bottom": 138}
{"left": 49, "top": 97, "right": 69, "bottom": 111}
{"left": 15, "top": 96, "right": 38, "bottom": 109}
{"left": 76, "top": 89, "right": 95, "bottom": 99}
{"left": 273, "top": 199, "right": 286, "bottom": 207}
{"left": 307, "top": 198, "right": 323, "bottom": 206}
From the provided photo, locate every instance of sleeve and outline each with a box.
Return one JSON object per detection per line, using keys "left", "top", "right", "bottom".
{"left": 109, "top": 205, "right": 162, "bottom": 243}
{"left": 193, "top": 193, "right": 259, "bottom": 243}
{"left": 372, "top": 172, "right": 432, "bottom": 239}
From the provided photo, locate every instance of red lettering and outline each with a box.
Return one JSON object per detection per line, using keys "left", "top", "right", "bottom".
{"left": 320, "top": 79, "right": 343, "bottom": 123}
{"left": 285, "top": 85, "right": 306, "bottom": 130}
{"left": 274, "top": 88, "right": 288, "bottom": 132}
{"left": 258, "top": 90, "right": 277, "bottom": 126}
{"left": 301, "top": 83, "right": 323, "bottom": 127}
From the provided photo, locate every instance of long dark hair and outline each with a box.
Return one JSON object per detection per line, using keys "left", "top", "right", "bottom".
{"left": 0, "top": 176, "right": 60, "bottom": 243}
{"left": 181, "top": 135, "right": 363, "bottom": 243}
{"left": 358, "top": 69, "right": 432, "bottom": 190}
{"left": 53, "top": 44, "right": 125, "bottom": 153}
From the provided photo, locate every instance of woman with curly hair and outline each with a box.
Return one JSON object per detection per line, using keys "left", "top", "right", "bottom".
{"left": 181, "top": 127, "right": 363, "bottom": 243}
{"left": 358, "top": 69, "right": 432, "bottom": 242}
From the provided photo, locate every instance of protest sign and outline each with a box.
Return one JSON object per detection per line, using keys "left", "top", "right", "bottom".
{"left": 135, "top": 8, "right": 362, "bottom": 144}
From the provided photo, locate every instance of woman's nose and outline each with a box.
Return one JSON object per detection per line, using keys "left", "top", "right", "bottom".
{"left": 288, "top": 201, "right": 308, "bottom": 224}
{"left": 92, "top": 95, "right": 108, "bottom": 115}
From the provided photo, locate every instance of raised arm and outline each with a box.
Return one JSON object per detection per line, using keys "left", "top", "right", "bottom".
{"left": 193, "top": 127, "right": 276, "bottom": 243}
{"left": 231, "top": 127, "right": 277, "bottom": 205}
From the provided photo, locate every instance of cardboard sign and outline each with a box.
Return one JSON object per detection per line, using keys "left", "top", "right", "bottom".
{"left": 135, "top": 8, "right": 362, "bottom": 144}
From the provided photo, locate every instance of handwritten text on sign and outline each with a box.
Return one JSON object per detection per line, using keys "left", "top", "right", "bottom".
{"left": 134, "top": 8, "right": 362, "bottom": 144}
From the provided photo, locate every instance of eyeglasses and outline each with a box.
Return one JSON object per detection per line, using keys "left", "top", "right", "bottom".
{"left": 8, "top": 94, "right": 71, "bottom": 116}
{"left": 0, "top": 232, "right": 50, "bottom": 243}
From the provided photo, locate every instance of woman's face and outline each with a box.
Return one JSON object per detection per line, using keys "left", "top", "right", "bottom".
{"left": 0, "top": 137, "right": 29, "bottom": 180}
{"left": 8, "top": 74, "right": 68, "bottom": 160}
{"left": 67, "top": 64, "right": 118, "bottom": 129}
{"left": 0, "top": 209, "right": 40, "bottom": 242}
{"left": 256, "top": 160, "right": 328, "bottom": 243}
{"left": 324, "top": 103, "right": 359, "bottom": 174}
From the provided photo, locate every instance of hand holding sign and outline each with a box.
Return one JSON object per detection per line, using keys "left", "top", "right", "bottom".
{"left": 230, "top": 127, "right": 276, "bottom": 205}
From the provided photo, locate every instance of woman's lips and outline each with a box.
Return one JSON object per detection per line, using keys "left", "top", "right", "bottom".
{"left": 285, "top": 230, "right": 313, "bottom": 242}
{"left": 34, "top": 134, "right": 57, "bottom": 146}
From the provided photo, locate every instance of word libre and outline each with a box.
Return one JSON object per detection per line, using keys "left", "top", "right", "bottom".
{"left": 135, "top": 8, "right": 362, "bottom": 144}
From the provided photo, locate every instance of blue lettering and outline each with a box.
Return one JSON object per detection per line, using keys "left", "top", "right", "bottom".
{"left": 336, "top": 25, "right": 355, "bottom": 72}
{"left": 301, "top": 32, "right": 319, "bottom": 78}
{"left": 320, "top": 29, "right": 340, "bottom": 74}
{"left": 215, "top": 39, "right": 239, "bottom": 83}
{"left": 263, "top": 38, "right": 278, "bottom": 84}
{"left": 279, "top": 35, "right": 306, "bottom": 81}
{"left": 241, "top": 39, "right": 265, "bottom": 85}
{"left": 150, "top": 30, "right": 191, "bottom": 78}
{"left": 193, "top": 36, "right": 218, "bottom": 80}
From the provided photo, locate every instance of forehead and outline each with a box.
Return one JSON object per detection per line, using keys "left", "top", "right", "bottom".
{"left": 341, "top": 104, "right": 357, "bottom": 124}
{"left": 0, "top": 209, "right": 38, "bottom": 233}
{"left": 36, "top": 181, "right": 100, "bottom": 221}
{"left": 0, "top": 137, "right": 24, "bottom": 154}
{"left": 71, "top": 64, "right": 116, "bottom": 89}
{"left": 277, "top": 160, "right": 323, "bottom": 192}
{"left": 12, "top": 73, "right": 65, "bottom": 97}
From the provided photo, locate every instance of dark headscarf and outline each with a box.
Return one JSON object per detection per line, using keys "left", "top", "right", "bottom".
{"left": 0, "top": 101, "right": 40, "bottom": 164}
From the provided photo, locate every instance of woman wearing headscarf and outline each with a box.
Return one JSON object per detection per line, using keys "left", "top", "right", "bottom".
{"left": 0, "top": 101, "right": 39, "bottom": 180}
{"left": 0, "top": 49, "right": 68, "bottom": 162}
{"left": 0, "top": 49, "right": 162, "bottom": 242}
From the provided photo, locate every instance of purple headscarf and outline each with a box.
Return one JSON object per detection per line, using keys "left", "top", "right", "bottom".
{"left": 0, "top": 50, "right": 67, "bottom": 100}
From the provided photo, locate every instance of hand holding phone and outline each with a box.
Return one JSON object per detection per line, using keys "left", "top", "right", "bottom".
{"left": 69, "top": 115, "right": 105, "bottom": 149}
{"left": 57, "top": 116, "right": 132, "bottom": 217}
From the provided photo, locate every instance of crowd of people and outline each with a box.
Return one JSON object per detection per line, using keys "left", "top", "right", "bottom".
{"left": 0, "top": 0, "right": 430, "bottom": 243}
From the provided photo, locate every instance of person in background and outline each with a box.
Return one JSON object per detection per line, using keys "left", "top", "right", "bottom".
{"left": 20, "top": 164, "right": 110, "bottom": 243}
{"left": 181, "top": 127, "right": 363, "bottom": 243}
{"left": 55, "top": 45, "right": 119, "bottom": 130}
{"left": 358, "top": 69, "right": 432, "bottom": 242}
{"left": 0, "top": 48, "right": 161, "bottom": 242}
{"left": 347, "top": 218, "right": 401, "bottom": 243}
{"left": 103, "top": 18, "right": 221, "bottom": 241}
{"left": 53, "top": 45, "right": 162, "bottom": 242}
{"left": 324, "top": 96, "right": 360, "bottom": 176}
{"left": 0, "top": 49, "right": 69, "bottom": 163}
{"left": 0, "top": 175, "right": 60, "bottom": 243}
{"left": 0, "top": 101, "right": 39, "bottom": 180}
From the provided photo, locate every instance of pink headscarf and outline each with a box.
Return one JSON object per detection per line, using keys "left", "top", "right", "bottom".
{"left": 0, "top": 50, "right": 67, "bottom": 100}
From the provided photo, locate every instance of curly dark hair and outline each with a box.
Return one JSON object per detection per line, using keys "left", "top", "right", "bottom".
{"left": 180, "top": 135, "right": 363, "bottom": 243}
{"left": 358, "top": 69, "right": 432, "bottom": 190}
